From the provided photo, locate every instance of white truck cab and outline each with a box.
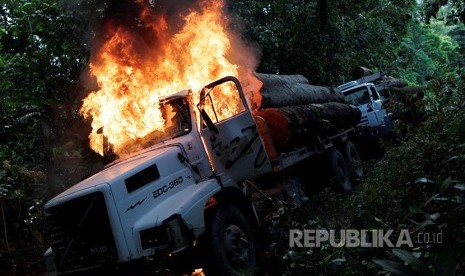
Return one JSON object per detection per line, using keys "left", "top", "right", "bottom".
{"left": 338, "top": 81, "right": 393, "bottom": 140}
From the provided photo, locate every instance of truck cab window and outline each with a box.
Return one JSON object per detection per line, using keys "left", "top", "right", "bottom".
{"left": 162, "top": 97, "right": 191, "bottom": 135}
{"left": 344, "top": 87, "right": 370, "bottom": 105}
{"left": 201, "top": 81, "right": 245, "bottom": 124}
{"left": 361, "top": 90, "right": 370, "bottom": 104}
{"left": 137, "top": 97, "right": 191, "bottom": 148}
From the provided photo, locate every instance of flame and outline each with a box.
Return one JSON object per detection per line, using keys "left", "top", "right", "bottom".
{"left": 80, "top": 0, "right": 245, "bottom": 155}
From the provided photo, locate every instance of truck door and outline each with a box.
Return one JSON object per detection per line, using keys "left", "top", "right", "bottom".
{"left": 197, "top": 76, "right": 272, "bottom": 181}
{"left": 369, "top": 86, "right": 387, "bottom": 125}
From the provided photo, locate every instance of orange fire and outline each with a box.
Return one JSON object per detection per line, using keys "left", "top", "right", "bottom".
{"left": 80, "top": 0, "right": 247, "bottom": 155}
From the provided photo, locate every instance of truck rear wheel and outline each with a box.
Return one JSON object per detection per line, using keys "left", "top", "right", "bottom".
{"left": 328, "top": 149, "right": 352, "bottom": 192}
{"left": 343, "top": 140, "right": 363, "bottom": 181}
{"left": 209, "top": 204, "right": 256, "bottom": 275}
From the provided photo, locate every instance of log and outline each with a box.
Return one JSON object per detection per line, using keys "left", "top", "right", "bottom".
{"left": 241, "top": 73, "right": 345, "bottom": 110}
{"left": 255, "top": 102, "right": 361, "bottom": 149}
{"left": 383, "top": 85, "right": 426, "bottom": 126}
{"left": 254, "top": 109, "right": 290, "bottom": 149}
{"left": 313, "top": 102, "right": 362, "bottom": 130}
{"left": 351, "top": 66, "right": 374, "bottom": 79}
{"left": 389, "top": 86, "right": 425, "bottom": 105}
{"left": 382, "top": 77, "right": 408, "bottom": 89}
{"left": 390, "top": 86, "right": 425, "bottom": 98}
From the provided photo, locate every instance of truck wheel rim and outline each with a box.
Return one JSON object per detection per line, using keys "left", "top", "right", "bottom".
{"left": 224, "top": 224, "right": 249, "bottom": 268}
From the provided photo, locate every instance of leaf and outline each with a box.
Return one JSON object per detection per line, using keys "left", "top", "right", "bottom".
{"left": 415, "top": 177, "right": 434, "bottom": 185}
{"left": 453, "top": 183, "right": 465, "bottom": 191}
{"left": 373, "top": 259, "right": 416, "bottom": 276}
{"left": 446, "top": 156, "right": 459, "bottom": 163}
{"left": 440, "top": 177, "right": 452, "bottom": 192}
{"left": 429, "top": 212, "right": 441, "bottom": 221}
{"left": 424, "top": 194, "right": 439, "bottom": 207}
{"left": 375, "top": 216, "right": 390, "bottom": 227}
{"left": 392, "top": 249, "right": 432, "bottom": 276}
{"left": 331, "top": 257, "right": 346, "bottom": 265}
{"left": 433, "top": 197, "right": 451, "bottom": 202}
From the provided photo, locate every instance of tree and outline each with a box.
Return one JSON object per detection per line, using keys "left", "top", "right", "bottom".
{"left": 0, "top": 0, "right": 90, "bottom": 272}
{"left": 228, "top": 0, "right": 415, "bottom": 84}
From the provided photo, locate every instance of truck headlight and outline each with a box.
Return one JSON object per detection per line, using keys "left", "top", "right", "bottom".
{"left": 139, "top": 214, "right": 191, "bottom": 253}
{"left": 140, "top": 225, "right": 170, "bottom": 251}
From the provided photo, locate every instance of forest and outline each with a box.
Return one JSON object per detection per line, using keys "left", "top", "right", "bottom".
{"left": 1, "top": 0, "right": 465, "bottom": 274}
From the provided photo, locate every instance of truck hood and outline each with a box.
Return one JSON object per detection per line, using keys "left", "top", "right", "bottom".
{"left": 47, "top": 145, "right": 180, "bottom": 204}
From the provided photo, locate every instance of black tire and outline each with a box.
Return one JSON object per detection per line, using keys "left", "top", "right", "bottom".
{"left": 209, "top": 204, "right": 256, "bottom": 276}
{"left": 328, "top": 148, "right": 352, "bottom": 192}
{"left": 343, "top": 140, "right": 363, "bottom": 181}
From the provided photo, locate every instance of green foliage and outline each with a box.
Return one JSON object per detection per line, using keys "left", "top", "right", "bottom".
{"left": 0, "top": 0, "right": 94, "bottom": 273}
{"left": 228, "top": 0, "right": 415, "bottom": 84}
{"left": 392, "top": 19, "right": 462, "bottom": 85}
{"left": 358, "top": 70, "right": 465, "bottom": 273}
{"left": 0, "top": 160, "right": 47, "bottom": 273}
{"left": 420, "top": 0, "right": 465, "bottom": 24}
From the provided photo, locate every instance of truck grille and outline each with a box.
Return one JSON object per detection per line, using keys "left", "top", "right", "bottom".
{"left": 45, "top": 191, "right": 118, "bottom": 271}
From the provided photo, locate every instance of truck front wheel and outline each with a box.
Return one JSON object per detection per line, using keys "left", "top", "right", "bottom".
{"left": 328, "top": 148, "right": 352, "bottom": 192}
{"left": 209, "top": 204, "right": 256, "bottom": 275}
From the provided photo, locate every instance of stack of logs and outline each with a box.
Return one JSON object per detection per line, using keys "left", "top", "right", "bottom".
{"left": 243, "top": 73, "right": 361, "bottom": 150}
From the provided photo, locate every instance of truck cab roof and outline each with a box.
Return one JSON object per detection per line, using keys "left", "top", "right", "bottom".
{"left": 44, "top": 146, "right": 175, "bottom": 206}
{"left": 339, "top": 82, "right": 375, "bottom": 95}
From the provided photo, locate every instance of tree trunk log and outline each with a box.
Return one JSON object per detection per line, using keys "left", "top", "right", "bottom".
{"left": 351, "top": 66, "right": 374, "bottom": 79}
{"left": 381, "top": 77, "right": 408, "bottom": 88}
{"left": 255, "top": 102, "right": 361, "bottom": 150}
{"left": 389, "top": 86, "right": 426, "bottom": 104}
{"left": 242, "top": 73, "right": 345, "bottom": 110}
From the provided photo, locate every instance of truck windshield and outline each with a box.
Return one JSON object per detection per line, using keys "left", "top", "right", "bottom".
{"left": 139, "top": 97, "right": 191, "bottom": 147}
{"left": 344, "top": 87, "right": 371, "bottom": 105}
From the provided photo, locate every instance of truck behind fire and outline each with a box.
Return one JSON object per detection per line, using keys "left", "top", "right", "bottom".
{"left": 44, "top": 74, "right": 365, "bottom": 275}
{"left": 337, "top": 71, "right": 395, "bottom": 142}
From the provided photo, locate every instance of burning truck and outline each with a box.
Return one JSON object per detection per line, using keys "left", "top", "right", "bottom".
{"left": 44, "top": 72, "right": 364, "bottom": 275}
{"left": 43, "top": 0, "right": 368, "bottom": 275}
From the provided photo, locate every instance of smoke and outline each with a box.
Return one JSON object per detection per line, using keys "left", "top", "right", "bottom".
{"left": 226, "top": 27, "right": 261, "bottom": 75}
{"left": 67, "top": 0, "right": 259, "bottom": 76}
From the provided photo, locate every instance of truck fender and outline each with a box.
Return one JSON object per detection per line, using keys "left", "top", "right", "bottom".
{"left": 133, "top": 178, "right": 223, "bottom": 238}
{"left": 204, "top": 186, "right": 260, "bottom": 230}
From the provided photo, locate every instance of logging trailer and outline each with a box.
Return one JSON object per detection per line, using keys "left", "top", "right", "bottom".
{"left": 44, "top": 75, "right": 364, "bottom": 275}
